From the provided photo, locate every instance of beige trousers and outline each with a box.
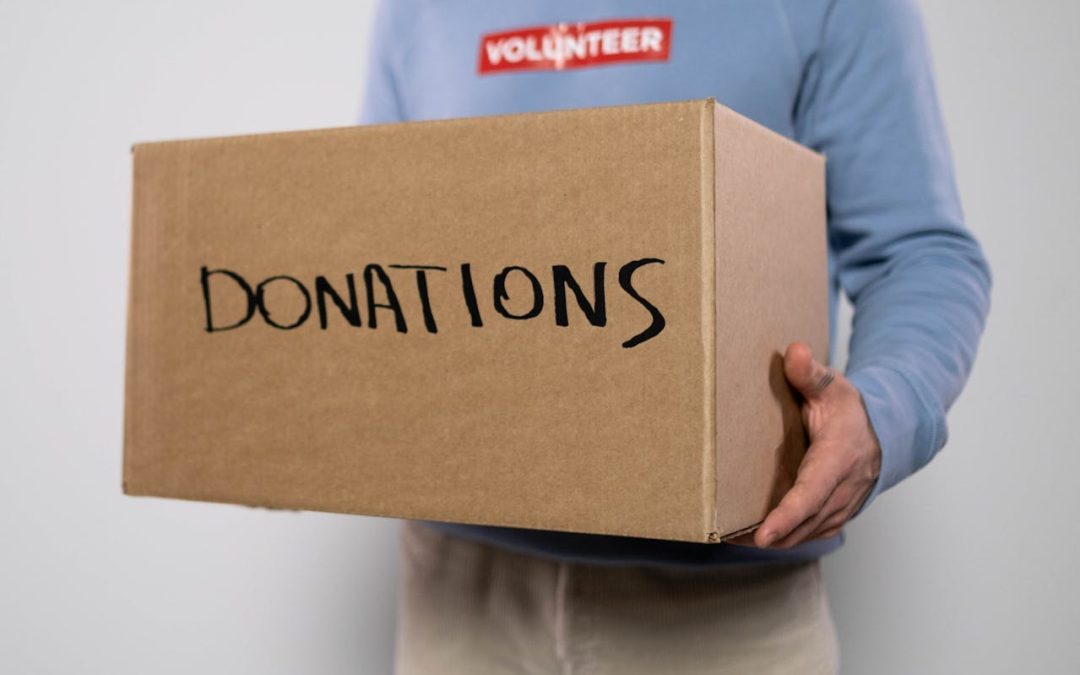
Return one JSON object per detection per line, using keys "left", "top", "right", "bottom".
{"left": 393, "top": 520, "right": 840, "bottom": 675}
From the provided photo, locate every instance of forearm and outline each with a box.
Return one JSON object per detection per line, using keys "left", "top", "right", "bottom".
{"left": 844, "top": 231, "right": 992, "bottom": 506}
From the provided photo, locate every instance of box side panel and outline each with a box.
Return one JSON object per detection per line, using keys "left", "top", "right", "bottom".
{"left": 123, "top": 100, "right": 713, "bottom": 542}
{"left": 124, "top": 146, "right": 181, "bottom": 495}
{"left": 712, "top": 103, "right": 828, "bottom": 537}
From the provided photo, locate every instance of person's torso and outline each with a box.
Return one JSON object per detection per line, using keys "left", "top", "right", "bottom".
{"left": 376, "top": 0, "right": 842, "bottom": 566}
{"left": 387, "top": 0, "right": 811, "bottom": 134}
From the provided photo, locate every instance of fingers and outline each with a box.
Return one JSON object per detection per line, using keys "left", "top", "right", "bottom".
{"left": 725, "top": 532, "right": 758, "bottom": 547}
{"left": 784, "top": 341, "right": 835, "bottom": 401}
{"left": 769, "top": 484, "right": 856, "bottom": 549}
{"left": 754, "top": 448, "right": 844, "bottom": 547}
{"left": 814, "top": 525, "right": 843, "bottom": 541}
{"left": 800, "top": 510, "right": 851, "bottom": 544}
{"left": 745, "top": 342, "right": 879, "bottom": 550}
{"left": 760, "top": 476, "right": 873, "bottom": 548}
{"left": 811, "top": 510, "right": 851, "bottom": 540}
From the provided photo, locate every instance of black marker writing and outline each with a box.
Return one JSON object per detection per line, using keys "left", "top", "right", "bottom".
{"left": 200, "top": 258, "right": 667, "bottom": 348}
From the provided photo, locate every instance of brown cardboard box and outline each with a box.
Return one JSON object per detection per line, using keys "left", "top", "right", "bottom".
{"left": 123, "top": 99, "right": 826, "bottom": 543}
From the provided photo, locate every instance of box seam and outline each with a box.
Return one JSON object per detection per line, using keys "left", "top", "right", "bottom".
{"left": 701, "top": 100, "right": 719, "bottom": 542}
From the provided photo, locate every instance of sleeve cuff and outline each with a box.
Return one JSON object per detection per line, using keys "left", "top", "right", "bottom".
{"left": 846, "top": 362, "right": 945, "bottom": 516}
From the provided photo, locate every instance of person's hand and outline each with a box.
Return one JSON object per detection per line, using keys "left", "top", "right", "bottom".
{"left": 751, "top": 342, "right": 882, "bottom": 548}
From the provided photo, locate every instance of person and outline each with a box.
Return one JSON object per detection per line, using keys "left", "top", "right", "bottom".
{"left": 359, "top": 1, "right": 992, "bottom": 673}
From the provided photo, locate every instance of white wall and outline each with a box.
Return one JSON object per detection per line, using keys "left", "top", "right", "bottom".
{"left": 0, "top": 1, "right": 1076, "bottom": 673}
{"left": 824, "top": 2, "right": 1080, "bottom": 673}
{"left": 0, "top": 2, "right": 397, "bottom": 673}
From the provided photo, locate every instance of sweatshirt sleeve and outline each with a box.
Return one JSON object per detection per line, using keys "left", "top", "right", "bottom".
{"left": 359, "top": 0, "right": 407, "bottom": 124}
{"left": 793, "top": 0, "right": 992, "bottom": 510}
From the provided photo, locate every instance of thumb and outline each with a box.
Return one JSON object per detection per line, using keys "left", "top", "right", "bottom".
{"left": 784, "top": 341, "right": 835, "bottom": 401}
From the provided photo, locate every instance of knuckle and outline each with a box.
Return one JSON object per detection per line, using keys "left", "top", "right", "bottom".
{"left": 860, "top": 466, "right": 880, "bottom": 485}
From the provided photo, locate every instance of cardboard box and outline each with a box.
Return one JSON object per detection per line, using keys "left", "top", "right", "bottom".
{"left": 124, "top": 99, "right": 826, "bottom": 543}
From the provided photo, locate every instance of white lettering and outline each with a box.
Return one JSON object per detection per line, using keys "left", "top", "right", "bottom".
{"left": 480, "top": 21, "right": 669, "bottom": 72}
{"left": 601, "top": 28, "right": 620, "bottom": 55}
{"left": 585, "top": 31, "right": 602, "bottom": 57}
{"left": 524, "top": 35, "right": 543, "bottom": 61}
{"left": 640, "top": 27, "right": 663, "bottom": 52}
{"left": 503, "top": 36, "right": 525, "bottom": 63}
{"left": 563, "top": 33, "right": 586, "bottom": 60}
{"left": 541, "top": 34, "right": 559, "bottom": 61}
{"left": 484, "top": 40, "right": 503, "bottom": 65}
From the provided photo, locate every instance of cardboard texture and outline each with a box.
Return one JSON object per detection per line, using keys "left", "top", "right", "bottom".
{"left": 124, "top": 99, "right": 827, "bottom": 543}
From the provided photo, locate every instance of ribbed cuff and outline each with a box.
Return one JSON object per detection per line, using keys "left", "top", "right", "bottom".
{"left": 846, "top": 362, "right": 943, "bottom": 516}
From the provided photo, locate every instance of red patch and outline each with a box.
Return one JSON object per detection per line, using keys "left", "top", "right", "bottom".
{"left": 478, "top": 18, "right": 673, "bottom": 75}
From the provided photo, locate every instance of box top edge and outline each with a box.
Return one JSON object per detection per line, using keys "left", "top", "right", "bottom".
{"left": 130, "top": 98, "right": 717, "bottom": 153}
{"left": 711, "top": 100, "right": 824, "bottom": 164}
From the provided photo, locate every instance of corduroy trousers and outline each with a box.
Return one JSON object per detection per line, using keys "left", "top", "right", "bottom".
{"left": 393, "top": 520, "right": 840, "bottom": 674}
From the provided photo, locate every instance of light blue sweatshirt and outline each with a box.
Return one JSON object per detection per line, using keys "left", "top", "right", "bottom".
{"left": 359, "top": 0, "right": 991, "bottom": 566}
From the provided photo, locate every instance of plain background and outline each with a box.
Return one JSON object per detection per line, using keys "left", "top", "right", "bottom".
{"left": 1, "top": 1, "right": 1076, "bottom": 672}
